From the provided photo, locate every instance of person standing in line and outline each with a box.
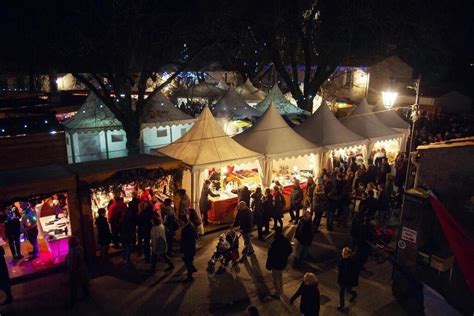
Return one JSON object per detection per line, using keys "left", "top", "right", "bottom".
{"left": 20, "top": 202, "right": 39, "bottom": 259}
{"left": 266, "top": 226, "right": 292, "bottom": 299}
{"left": 181, "top": 214, "right": 198, "bottom": 282}
{"left": 293, "top": 210, "right": 315, "bottom": 267}
{"left": 95, "top": 208, "right": 111, "bottom": 263}
{"left": 0, "top": 244, "right": 13, "bottom": 305}
{"left": 199, "top": 180, "right": 219, "bottom": 226}
{"left": 66, "top": 236, "right": 90, "bottom": 307}
{"left": 232, "top": 201, "right": 254, "bottom": 257}
{"left": 312, "top": 184, "right": 326, "bottom": 231}
{"left": 290, "top": 272, "right": 321, "bottom": 316}
{"left": 150, "top": 216, "right": 174, "bottom": 272}
{"left": 261, "top": 188, "right": 273, "bottom": 235}
{"left": 289, "top": 179, "right": 304, "bottom": 224}
{"left": 337, "top": 247, "right": 359, "bottom": 311}
{"left": 250, "top": 187, "right": 264, "bottom": 241}
{"left": 272, "top": 186, "right": 285, "bottom": 229}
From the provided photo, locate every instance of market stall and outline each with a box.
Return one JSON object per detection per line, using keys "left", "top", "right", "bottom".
{"left": 234, "top": 102, "right": 321, "bottom": 206}
{"left": 341, "top": 98, "right": 405, "bottom": 164}
{"left": 174, "top": 82, "right": 225, "bottom": 107}
{"left": 140, "top": 92, "right": 196, "bottom": 153}
{"left": 0, "top": 165, "right": 78, "bottom": 279}
{"left": 295, "top": 101, "right": 369, "bottom": 172}
{"left": 255, "top": 85, "right": 309, "bottom": 119}
{"left": 154, "top": 106, "right": 262, "bottom": 227}
{"left": 372, "top": 104, "right": 410, "bottom": 151}
{"left": 212, "top": 86, "right": 261, "bottom": 135}
{"left": 235, "top": 78, "right": 267, "bottom": 105}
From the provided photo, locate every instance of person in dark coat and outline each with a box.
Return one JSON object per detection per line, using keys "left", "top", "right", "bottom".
{"left": 250, "top": 188, "right": 264, "bottom": 241}
{"left": 377, "top": 184, "right": 391, "bottom": 224}
{"left": 363, "top": 190, "right": 378, "bottom": 220}
{"left": 4, "top": 206, "right": 22, "bottom": 259}
{"left": 261, "top": 188, "right": 273, "bottom": 234}
{"left": 232, "top": 201, "right": 254, "bottom": 257}
{"left": 293, "top": 210, "right": 315, "bottom": 267}
{"left": 120, "top": 205, "right": 135, "bottom": 265}
{"left": 266, "top": 226, "right": 292, "bottom": 299}
{"left": 290, "top": 272, "right": 320, "bottom": 316}
{"left": 272, "top": 186, "right": 285, "bottom": 229}
{"left": 95, "top": 208, "right": 111, "bottom": 263}
{"left": 136, "top": 202, "right": 154, "bottom": 263}
{"left": 305, "top": 177, "right": 316, "bottom": 209}
{"left": 20, "top": 202, "right": 39, "bottom": 258}
{"left": 325, "top": 180, "right": 337, "bottom": 231}
{"left": 377, "top": 158, "right": 391, "bottom": 186}
{"left": 337, "top": 247, "right": 358, "bottom": 310}
{"left": 127, "top": 191, "right": 140, "bottom": 248}
{"left": 67, "top": 236, "right": 90, "bottom": 307}
{"left": 199, "top": 180, "right": 219, "bottom": 226}
{"left": 289, "top": 180, "right": 304, "bottom": 223}
{"left": 0, "top": 245, "right": 13, "bottom": 304}
{"left": 163, "top": 210, "right": 180, "bottom": 256}
{"left": 181, "top": 214, "right": 198, "bottom": 282}
{"left": 108, "top": 196, "right": 127, "bottom": 247}
{"left": 235, "top": 186, "right": 251, "bottom": 207}
{"left": 311, "top": 184, "right": 326, "bottom": 230}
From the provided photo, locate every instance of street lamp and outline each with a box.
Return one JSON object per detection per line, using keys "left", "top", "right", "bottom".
{"left": 382, "top": 91, "right": 398, "bottom": 109}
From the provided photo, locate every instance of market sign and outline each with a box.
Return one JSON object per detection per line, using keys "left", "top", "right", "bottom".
{"left": 401, "top": 226, "right": 417, "bottom": 243}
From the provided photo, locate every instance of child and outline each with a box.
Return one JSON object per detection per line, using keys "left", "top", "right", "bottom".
{"left": 95, "top": 208, "right": 111, "bottom": 262}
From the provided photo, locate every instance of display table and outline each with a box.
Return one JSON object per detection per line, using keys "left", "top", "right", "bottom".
{"left": 208, "top": 192, "right": 238, "bottom": 224}
{"left": 39, "top": 215, "right": 71, "bottom": 264}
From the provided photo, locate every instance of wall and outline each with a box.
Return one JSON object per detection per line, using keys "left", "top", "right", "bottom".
{"left": 69, "top": 129, "right": 127, "bottom": 163}
{"left": 322, "top": 67, "right": 369, "bottom": 103}
{"left": 0, "top": 132, "right": 68, "bottom": 170}
{"left": 142, "top": 124, "right": 192, "bottom": 154}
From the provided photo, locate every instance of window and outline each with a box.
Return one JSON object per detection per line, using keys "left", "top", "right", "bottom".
{"left": 342, "top": 70, "right": 353, "bottom": 87}
{"left": 111, "top": 134, "right": 124, "bottom": 142}
{"left": 157, "top": 129, "right": 168, "bottom": 138}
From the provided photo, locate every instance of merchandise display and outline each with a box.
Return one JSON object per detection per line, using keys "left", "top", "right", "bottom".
{"left": 39, "top": 214, "right": 71, "bottom": 264}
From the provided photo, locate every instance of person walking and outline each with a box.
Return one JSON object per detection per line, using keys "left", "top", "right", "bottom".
{"left": 250, "top": 187, "right": 264, "bottom": 241}
{"left": 95, "top": 208, "right": 111, "bottom": 263}
{"left": 150, "top": 216, "right": 174, "bottom": 272}
{"left": 261, "top": 188, "right": 273, "bottom": 235}
{"left": 232, "top": 201, "right": 254, "bottom": 257}
{"left": 293, "top": 210, "right": 315, "bottom": 267}
{"left": 163, "top": 210, "right": 180, "bottom": 256}
{"left": 20, "top": 202, "right": 39, "bottom": 259}
{"left": 289, "top": 179, "right": 304, "bottom": 224}
{"left": 266, "top": 226, "right": 292, "bottom": 299}
{"left": 181, "top": 214, "right": 198, "bottom": 282}
{"left": 108, "top": 195, "right": 127, "bottom": 247}
{"left": 272, "top": 186, "right": 285, "bottom": 229}
{"left": 136, "top": 202, "right": 154, "bottom": 263}
{"left": 311, "top": 184, "right": 326, "bottom": 231}
{"left": 337, "top": 247, "right": 359, "bottom": 310}
{"left": 290, "top": 272, "right": 320, "bottom": 316}
{"left": 199, "top": 180, "right": 219, "bottom": 226}
{"left": 0, "top": 244, "right": 13, "bottom": 305}
{"left": 66, "top": 236, "right": 90, "bottom": 307}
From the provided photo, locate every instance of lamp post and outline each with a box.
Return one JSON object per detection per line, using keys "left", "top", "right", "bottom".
{"left": 381, "top": 91, "right": 398, "bottom": 109}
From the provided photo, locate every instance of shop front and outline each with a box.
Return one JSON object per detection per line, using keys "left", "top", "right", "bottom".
{"left": 0, "top": 165, "right": 78, "bottom": 279}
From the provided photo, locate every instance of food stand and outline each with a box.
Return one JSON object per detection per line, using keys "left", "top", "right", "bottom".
{"left": 155, "top": 106, "right": 262, "bottom": 228}
{"left": 234, "top": 103, "right": 321, "bottom": 207}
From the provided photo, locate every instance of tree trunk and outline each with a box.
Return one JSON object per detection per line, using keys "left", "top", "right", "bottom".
{"left": 49, "top": 69, "right": 58, "bottom": 92}
{"left": 122, "top": 119, "right": 141, "bottom": 156}
{"left": 296, "top": 96, "right": 314, "bottom": 113}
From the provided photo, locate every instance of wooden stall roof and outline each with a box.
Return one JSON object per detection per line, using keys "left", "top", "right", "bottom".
{"left": 0, "top": 164, "right": 75, "bottom": 188}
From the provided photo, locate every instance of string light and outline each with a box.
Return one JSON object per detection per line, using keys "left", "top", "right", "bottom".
{"left": 44, "top": 120, "right": 48, "bottom": 124}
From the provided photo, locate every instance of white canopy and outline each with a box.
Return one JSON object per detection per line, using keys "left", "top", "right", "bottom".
{"left": 255, "top": 84, "right": 308, "bottom": 116}
{"left": 234, "top": 102, "right": 321, "bottom": 159}
{"left": 155, "top": 106, "right": 261, "bottom": 169}
{"left": 295, "top": 102, "right": 368, "bottom": 150}
{"left": 212, "top": 86, "right": 262, "bottom": 119}
{"left": 62, "top": 92, "right": 122, "bottom": 133}
{"left": 235, "top": 78, "right": 266, "bottom": 102}
{"left": 340, "top": 98, "right": 403, "bottom": 142}
{"left": 372, "top": 104, "right": 410, "bottom": 130}
{"left": 140, "top": 92, "right": 195, "bottom": 127}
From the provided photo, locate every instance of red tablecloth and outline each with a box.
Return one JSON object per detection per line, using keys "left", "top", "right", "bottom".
{"left": 208, "top": 196, "right": 239, "bottom": 224}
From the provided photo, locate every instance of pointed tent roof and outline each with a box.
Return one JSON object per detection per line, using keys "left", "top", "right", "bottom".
{"left": 177, "top": 82, "right": 225, "bottom": 98}
{"left": 155, "top": 106, "right": 261, "bottom": 168}
{"left": 212, "top": 86, "right": 262, "bottom": 119}
{"left": 340, "top": 98, "right": 402, "bottom": 141}
{"left": 235, "top": 79, "right": 266, "bottom": 102}
{"left": 234, "top": 102, "right": 320, "bottom": 158}
{"left": 140, "top": 92, "right": 195, "bottom": 127}
{"left": 295, "top": 102, "right": 368, "bottom": 149}
{"left": 372, "top": 104, "right": 410, "bottom": 130}
{"left": 255, "top": 85, "right": 308, "bottom": 116}
{"left": 62, "top": 92, "right": 123, "bottom": 133}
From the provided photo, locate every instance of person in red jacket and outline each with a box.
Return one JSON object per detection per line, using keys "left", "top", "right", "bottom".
{"left": 108, "top": 196, "right": 127, "bottom": 247}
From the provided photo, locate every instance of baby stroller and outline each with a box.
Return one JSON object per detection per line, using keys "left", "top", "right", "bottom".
{"left": 206, "top": 230, "right": 241, "bottom": 275}
{"left": 371, "top": 224, "right": 395, "bottom": 263}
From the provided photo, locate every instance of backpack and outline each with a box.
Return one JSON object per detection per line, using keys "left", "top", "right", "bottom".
{"left": 156, "top": 234, "right": 167, "bottom": 255}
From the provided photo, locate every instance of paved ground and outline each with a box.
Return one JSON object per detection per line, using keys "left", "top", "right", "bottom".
{"left": 0, "top": 215, "right": 428, "bottom": 316}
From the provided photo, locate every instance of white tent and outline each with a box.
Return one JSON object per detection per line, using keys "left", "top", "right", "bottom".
{"left": 62, "top": 93, "right": 128, "bottom": 163}
{"left": 341, "top": 98, "right": 405, "bottom": 155}
{"left": 234, "top": 103, "right": 321, "bottom": 187}
{"left": 140, "top": 92, "right": 196, "bottom": 153}
{"left": 235, "top": 78, "right": 266, "bottom": 103}
{"left": 212, "top": 86, "right": 261, "bottom": 119}
{"left": 255, "top": 85, "right": 308, "bottom": 116}
{"left": 154, "top": 106, "right": 262, "bottom": 215}
{"left": 372, "top": 104, "right": 410, "bottom": 131}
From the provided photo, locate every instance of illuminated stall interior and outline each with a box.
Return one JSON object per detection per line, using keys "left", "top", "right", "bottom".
{"left": 155, "top": 106, "right": 262, "bottom": 226}
{"left": 372, "top": 104, "right": 410, "bottom": 153}
{"left": 295, "top": 101, "right": 369, "bottom": 172}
